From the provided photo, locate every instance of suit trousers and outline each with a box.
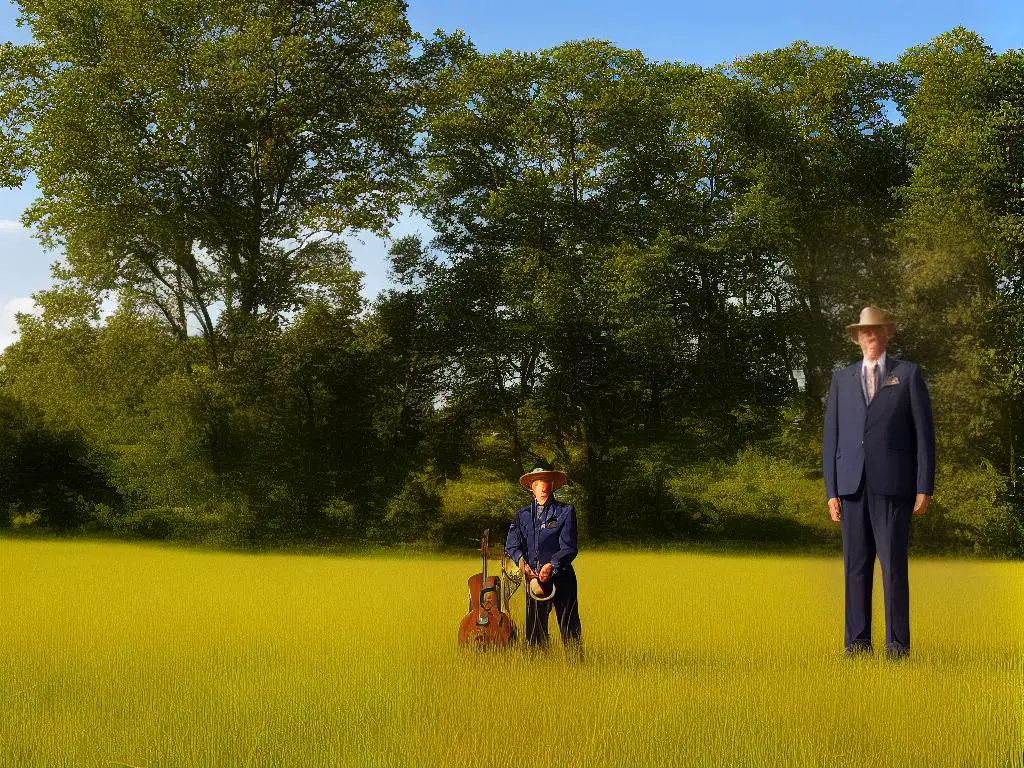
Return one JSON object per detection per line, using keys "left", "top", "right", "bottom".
{"left": 841, "top": 477, "right": 913, "bottom": 656}
{"left": 525, "top": 568, "right": 582, "bottom": 651}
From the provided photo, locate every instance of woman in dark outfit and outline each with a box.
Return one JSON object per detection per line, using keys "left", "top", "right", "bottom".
{"left": 504, "top": 461, "right": 582, "bottom": 657}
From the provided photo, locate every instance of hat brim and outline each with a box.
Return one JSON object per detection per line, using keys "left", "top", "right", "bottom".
{"left": 846, "top": 322, "right": 894, "bottom": 341}
{"left": 519, "top": 470, "right": 568, "bottom": 491}
{"left": 527, "top": 578, "right": 556, "bottom": 602}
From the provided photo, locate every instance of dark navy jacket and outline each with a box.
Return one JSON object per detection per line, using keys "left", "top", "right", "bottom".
{"left": 504, "top": 498, "right": 579, "bottom": 576}
{"left": 823, "top": 357, "right": 935, "bottom": 499}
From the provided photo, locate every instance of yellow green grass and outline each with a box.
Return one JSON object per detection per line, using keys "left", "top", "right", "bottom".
{"left": 1, "top": 539, "right": 1021, "bottom": 767}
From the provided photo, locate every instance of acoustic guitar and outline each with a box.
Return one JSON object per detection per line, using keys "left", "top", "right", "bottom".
{"left": 457, "top": 529, "right": 515, "bottom": 647}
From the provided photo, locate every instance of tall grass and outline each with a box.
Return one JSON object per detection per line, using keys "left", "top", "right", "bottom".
{"left": 1, "top": 539, "right": 1020, "bottom": 767}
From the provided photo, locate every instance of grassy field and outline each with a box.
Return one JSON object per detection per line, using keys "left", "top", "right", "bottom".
{"left": 1, "top": 539, "right": 1021, "bottom": 767}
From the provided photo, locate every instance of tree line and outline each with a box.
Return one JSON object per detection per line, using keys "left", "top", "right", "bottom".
{"left": 0, "top": 1, "right": 1021, "bottom": 555}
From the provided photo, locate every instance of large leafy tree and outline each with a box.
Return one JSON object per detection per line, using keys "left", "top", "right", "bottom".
{"left": 0, "top": 0, "right": 430, "bottom": 538}
{"left": 723, "top": 43, "right": 909, "bottom": 423}
{"left": 896, "top": 29, "right": 1024, "bottom": 548}
{"left": 412, "top": 39, "right": 816, "bottom": 536}
{"left": 411, "top": 38, "right": 909, "bottom": 534}
{"left": 2, "top": 0, "right": 419, "bottom": 360}
{"left": 412, "top": 40, "right": 716, "bottom": 535}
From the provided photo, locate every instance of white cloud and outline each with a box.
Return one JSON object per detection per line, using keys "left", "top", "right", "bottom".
{"left": 0, "top": 219, "right": 25, "bottom": 234}
{"left": 0, "top": 296, "right": 39, "bottom": 352}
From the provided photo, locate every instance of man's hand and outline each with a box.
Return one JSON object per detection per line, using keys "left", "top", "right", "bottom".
{"left": 519, "top": 558, "right": 537, "bottom": 581}
{"left": 828, "top": 497, "right": 842, "bottom": 525}
{"left": 913, "top": 494, "right": 931, "bottom": 516}
{"left": 538, "top": 563, "right": 554, "bottom": 583}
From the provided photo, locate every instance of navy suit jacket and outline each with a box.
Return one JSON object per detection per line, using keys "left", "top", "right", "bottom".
{"left": 504, "top": 499, "right": 578, "bottom": 576}
{"left": 823, "top": 357, "right": 935, "bottom": 499}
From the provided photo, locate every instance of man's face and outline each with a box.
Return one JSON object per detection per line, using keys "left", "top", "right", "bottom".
{"left": 531, "top": 478, "right": 552, "bottom": 505}
{"left": 857, "top": 325, "right": 891, "bottom": 361}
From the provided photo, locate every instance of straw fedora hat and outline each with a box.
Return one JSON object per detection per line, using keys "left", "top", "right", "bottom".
{"left": 846, "top": 305, "right": 895, "bottom": 342}
{"left": 528, "top": 577, "right": 557, "bottom": 602}
{"left": 519, "top": 459, "right": 568, "bottom": 491}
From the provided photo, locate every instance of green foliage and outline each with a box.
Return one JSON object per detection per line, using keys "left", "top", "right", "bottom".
{"left": 3, "top": 301, "right": 220, "bottom": 509}
{"left": 1, "top": 15, "right": 1021, "bottom": 555}
{"left": 0, "top": 393, "right": 113, "bottom": 530}
{"left": 438, "top": 467, "right": 525, "bottom": 545}
{"left": 2, "top": 0, "right": 421, "bottom": 361}
{"left": 918, "top": 464, "right": 1023, "bottom": 556}
{"left": 592, "top": 444, "right": 703, "bottom": 540}
{"left": 87, "top": 504, "right": 222, "bottom": 543}
{"left": 721, "top": 42, "right": 910, "bottom": 422}
{"left": 668, "top": 448, "right": 835, "bottom": 545}
{"left": 382, "top": 472, "right": 442, "bottom": 544}
{"left": 895, "top": 28, "right": 1024, "bottom": 531}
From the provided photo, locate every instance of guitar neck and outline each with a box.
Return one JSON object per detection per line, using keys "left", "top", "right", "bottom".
{"left": 481, "top": 529, "right": 489, "bottom": 584}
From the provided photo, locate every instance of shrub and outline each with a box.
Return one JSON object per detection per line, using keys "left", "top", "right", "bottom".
{"left": 918, "top": 464, "right": 1021, "bottom": 555}
{"left": 438, "top": 468, "right": 524, "bottom": 546}
{"left": 383, "top": 473, "right": 442, "bottom": 544}
{"left": 669, "top": 448, "right": 835, "bottom": 545}
{"left": 601, "top": 447, "right": 706, "bottom": 540}
{"left": 9, "top": 505, "right": 43, "bottom": 529}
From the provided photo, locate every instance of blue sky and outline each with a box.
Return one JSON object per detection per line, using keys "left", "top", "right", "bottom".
{"left": 1, "top": 0, "right": 1020, "bottom": 348}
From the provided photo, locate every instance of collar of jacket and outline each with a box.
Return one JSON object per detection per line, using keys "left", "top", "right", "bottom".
{"left": 523, "top": 498, "right": 563, "bottom": 520}
{"left": 855, "top": 356, "right": 898, "bottom": 380}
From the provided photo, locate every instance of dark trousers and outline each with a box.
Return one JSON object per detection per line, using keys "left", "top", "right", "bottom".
{"left": 841, "top": 478, "right": 913, "bottom": 657}
{"left": 525, "top": 568, "right": 582, "bottom": 652}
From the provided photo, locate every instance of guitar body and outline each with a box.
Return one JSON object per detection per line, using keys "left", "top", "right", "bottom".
{"left": 458, "top": 531, "right": 516, "bottom": 647}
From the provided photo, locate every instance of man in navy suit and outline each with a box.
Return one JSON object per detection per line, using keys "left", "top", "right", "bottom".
{"left": 505, "top": 460, "right": 582, "bottom": 656}
{"left": 823, "top": 306, "right": 935, "bottom": 659}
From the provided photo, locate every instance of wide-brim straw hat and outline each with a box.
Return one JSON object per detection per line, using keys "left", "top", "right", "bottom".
{"left": 528, "top": 577, "right": 556, "bottom": 602}
{"left": 846, "top": 305, "right": 895, "bottom": 341}
{"left": 519, "top": 460, "right": 568, "bottom": 491}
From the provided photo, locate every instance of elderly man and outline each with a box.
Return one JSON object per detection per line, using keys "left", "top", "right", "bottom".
{"left": 823, "top": 306, "right": 935, "bottom": 659}
{"left": 504, "top": 460, "right": 582, "bottom": 655}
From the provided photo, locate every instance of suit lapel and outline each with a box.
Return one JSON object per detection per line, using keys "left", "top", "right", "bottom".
{"left": 883, "top": 356, "right": 899, "bottom": 383}
{"left": 850, "top": 362, "right": 867, "bottom": 418}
